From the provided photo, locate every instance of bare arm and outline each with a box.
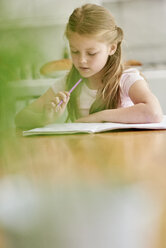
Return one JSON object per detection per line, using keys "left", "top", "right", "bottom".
{"left": 76, "top": 80, "right": 163, "bottom": 124}
{"left": 15, "top": 88, "right": 70, "bottom": 129}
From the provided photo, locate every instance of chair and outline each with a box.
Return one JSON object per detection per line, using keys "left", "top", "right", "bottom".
{"left": 40, "top": 59, "right": 72, "bottom": 77}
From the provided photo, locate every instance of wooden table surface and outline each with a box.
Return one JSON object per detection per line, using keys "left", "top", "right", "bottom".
{"left": 2, "top": 129, "right": 166, "bottom": 182}
{"left": 1, "top": 129, "right": 166, "bottom": 247}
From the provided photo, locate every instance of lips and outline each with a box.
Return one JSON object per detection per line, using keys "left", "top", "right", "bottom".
{"left": 79, "top": 67, "right": 90, "bottom": 71}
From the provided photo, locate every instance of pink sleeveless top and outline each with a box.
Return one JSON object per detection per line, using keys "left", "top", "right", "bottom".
{"left": 52, "top": 68, "right": 145, "bottom": 117}
{"left": 119, "top": 68, "right": 144, "bottom": 108}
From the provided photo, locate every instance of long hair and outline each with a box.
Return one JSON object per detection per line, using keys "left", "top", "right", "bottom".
{"left": 65, "top": 65, "right": 83, "bottom": 122}
{"left": 65, "top": 4, "right": 124, "bottom": 121}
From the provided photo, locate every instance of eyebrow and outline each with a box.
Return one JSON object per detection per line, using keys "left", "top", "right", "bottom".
{"left": 70, "top": 46, "right": 77, "bottom": 50}
{"left": 70, "top": 46, "right": 98, "bottom": 51}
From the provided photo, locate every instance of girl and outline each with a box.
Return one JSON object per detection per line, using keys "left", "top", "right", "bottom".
{"left": 15, "top": 4, "right": 163, "bottom": 129}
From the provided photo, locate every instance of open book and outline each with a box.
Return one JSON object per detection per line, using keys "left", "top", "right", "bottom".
{"left": 23, "top": 115, "right": 166, "bottom": 136}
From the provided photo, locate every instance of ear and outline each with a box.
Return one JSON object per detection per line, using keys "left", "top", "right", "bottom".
{"left": 109, "top": 43, "right": 117, "bottom": 56}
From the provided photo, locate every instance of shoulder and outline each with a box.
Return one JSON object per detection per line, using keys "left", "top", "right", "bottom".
{"left": 51, "top": 74, "right": 68, "bottom": 93}
{"left": 120, "top": 68, "right": 145, "bottom": 96}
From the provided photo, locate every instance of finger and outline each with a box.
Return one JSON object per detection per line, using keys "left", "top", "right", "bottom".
{"left": 51, "top": 101, "right": 56, "bottom": 107}
{"left": 55, "top": 105, "right": 60, "bottom": 112}
{"left": 61, "top": 91, "right": 70, "bottom": 104}
{"left": 54, "top": 91, "right": 70, "bottom": 105}
{"left": 65, "top": 91, "right": 70, "bottom": 102}
{"left": 53, "top": 91, "right": 70, "bottom": 112}
{"left": 57, "top": 92, "right": 68, "bottom": 103}
{"left": 45, "top": 102, "right": 54, "bottom": 111}
{"left": 54, "top": 97, "right": 60, "bottom": 105}
{"left": 64, "top": 91, "right": 70, "bottom": 97}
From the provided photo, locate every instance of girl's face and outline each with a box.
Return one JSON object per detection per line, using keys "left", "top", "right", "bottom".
{"left": 68, "top": 32, "right": 114, "bottom": 79}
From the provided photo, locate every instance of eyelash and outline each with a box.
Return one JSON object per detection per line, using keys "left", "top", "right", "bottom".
{"left": 71, "top": 51, "right": 97, "bottom": 56}
{"left": 71, "top": 51, "right": 78, "bottom": 54}
{"left": 88, "top": 53, "right": 97, "bottom": 56}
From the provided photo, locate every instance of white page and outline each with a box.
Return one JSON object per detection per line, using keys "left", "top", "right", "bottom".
{"left": 23, "top": 115, "right": 166, "bottom": 136}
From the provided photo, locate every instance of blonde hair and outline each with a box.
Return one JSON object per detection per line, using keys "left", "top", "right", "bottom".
{"left": 65, "top": 4, "right": 124, "bottom": 121}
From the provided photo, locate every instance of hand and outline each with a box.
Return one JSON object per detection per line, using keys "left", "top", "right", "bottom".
{"left": 43, "top": 91, "right": 70, "bottom": 124}
{"left": 76, "top": 113, "right": 101, "bottom": 123}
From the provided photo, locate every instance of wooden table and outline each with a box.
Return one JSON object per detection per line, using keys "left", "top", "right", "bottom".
{"left": 1, "top": 130, "right": 166, "bottom": 248}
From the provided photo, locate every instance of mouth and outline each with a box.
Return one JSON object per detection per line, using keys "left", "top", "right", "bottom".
{"left": 79, "top": 67, "right": 90, "bottom": 71}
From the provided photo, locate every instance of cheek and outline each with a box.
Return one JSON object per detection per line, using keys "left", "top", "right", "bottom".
{"left": 70, "top": 55, "right": 77, "bottom": 66}
{"left": 72, "top": 54, "right": 80, "bottom": 63}
{"left": 92, "top": 54, "right": 109, "bottom": 69}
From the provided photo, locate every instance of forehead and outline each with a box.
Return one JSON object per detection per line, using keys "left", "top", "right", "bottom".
{"left": 68, "top": 32, "right": 107, "bottom": 50}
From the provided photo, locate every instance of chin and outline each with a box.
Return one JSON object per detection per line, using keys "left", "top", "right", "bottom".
{"left": 79, "top": 71, "right": 96, "bottom": 78}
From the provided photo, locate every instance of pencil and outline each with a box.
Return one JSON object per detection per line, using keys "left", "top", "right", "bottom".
{"left": 57, "top": 78, "right": 82, "bottom": 107}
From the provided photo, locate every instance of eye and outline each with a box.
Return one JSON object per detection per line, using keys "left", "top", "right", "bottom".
{"left": 71, "top": 50, "right": 78, "bottom": 54}
{"left": 88, "top": 52, "right": 97, "bottom": 56}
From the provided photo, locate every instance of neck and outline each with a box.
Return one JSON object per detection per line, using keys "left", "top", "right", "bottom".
{"left": 86, "top": 71, "right": 103, "bottom": 90}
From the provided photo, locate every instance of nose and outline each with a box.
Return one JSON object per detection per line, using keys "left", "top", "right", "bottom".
{"left": 79, "top": 53, "right": 87, "bottom": 64}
